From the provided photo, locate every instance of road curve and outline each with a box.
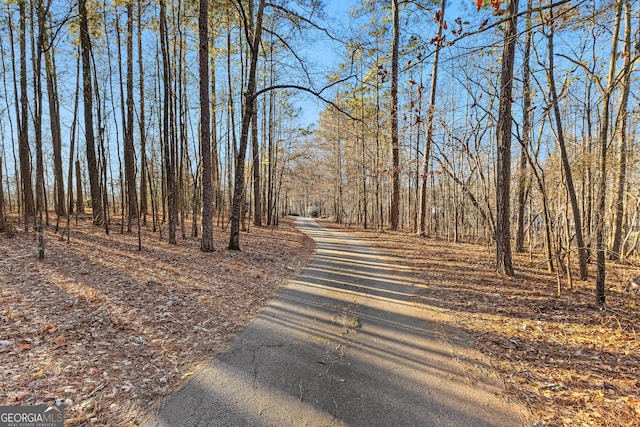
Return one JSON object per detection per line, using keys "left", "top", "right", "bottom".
{"left": 144, "top": 218, "right": 527, "bottom": 426}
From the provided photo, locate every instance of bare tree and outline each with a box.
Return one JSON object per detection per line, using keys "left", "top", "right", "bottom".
{"left": 419, "top": 0, "right": 446, "bottom": 236}
{"left": 544, "top": 2, "right": 588, "bottom": 280}
{"left": 44, "top": 26, "right": 65, "bottom": 218}
{"left": 138, "top": 0, "right": 148, "bottom": 225}
{"left": 595, "top": 0, "right": 623, "bottom": 306}
{"left": 125, "top": 1, "right": 138, "bottom": 231}
{"left": 515, "top": 0, "right": 533, "bottom": 253}
{"left": 0, "top": 155, "right": 5, "bottom": 232}
{"left": 495, "top": 0, "right": 519, "bottom": 276}
{"left": 200, "top": 0, "right": 215, "bottom": 252}
{"left": 18, "top": 0, "right": 35, "bottom": 230}
{"left": 389, "top": 0, "right": 400, "bottom": 230}
{"left": 159, "top": 0, "right": 176, "bottom": 244}
{"left": 229, "top": 0, "right": 265, "bottom": 250}
{"left": 610, "top": 0, "right": 634, "bottom": 261}
{"left": 79, "top": 0, "right": 104, "bottom": 225}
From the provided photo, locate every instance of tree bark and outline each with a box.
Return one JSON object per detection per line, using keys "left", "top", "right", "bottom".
{"left": 18, "top": 0, "right": 35, "bottom": 230}
{"left": 546, "top": 4, "right": 588, "bottom": 280}
{"left": 200, "top": 0, "right": 214, "bottom": 252}
{"left": 125, "top": 1, "right": 138, "bottom": 230}
{"left": 44, "top": 29, "right": 65, "bottom": 218}
{"left": 0, "top": 155, "right": 5, "bottom": 232}
{"left": 76, "top": 160, "right": 84, "bottom": 213}
{"left": 419, "top": 0, "right": 446, "bottom": 236}
{"left": 389, "top": 0, "right": 400, "bottom": 230}
{"left": 596, "top": 0, "right": 623, "bottom": 306}
{"left": 5, "top": 5, "right": 21, "bottom": 220}
{"left": 159, "top": 0, "right": 176, "bottom": 244}
{"left": 515, "top": 0, "right": 532, "bottom": 253}
{"left": 495, "top": 0, "right": 519, "bottom": 277}
{"left": 210, "top": 40, "right": 219, "bottom": 220}
{"left": 138, "top": 0, "right": 148, "bottom": 225}
{"left": 252, "top": 96, "right": 262, "bottom": 227}
{"left": 34, "top": 0, "right": 48, "bottom": 258}
{"left": 67, "top": 54, "right": 80, "bottom": 218}
{"left": 229, "top": 0, "right": 265, "bottom": 250}
{"left": 79, "top": 0, "right": 103, "bottom": 225}
{"left": 610, "top": 0, "right": 633, "bottom": 261}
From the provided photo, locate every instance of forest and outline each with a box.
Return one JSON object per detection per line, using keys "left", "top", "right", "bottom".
{"left": 1, "top": 0, "right": 639, "bottom": 425}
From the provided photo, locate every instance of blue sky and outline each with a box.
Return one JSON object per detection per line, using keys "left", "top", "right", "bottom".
{"left": 293, "top": 0, "right": 476, "bottom": 127}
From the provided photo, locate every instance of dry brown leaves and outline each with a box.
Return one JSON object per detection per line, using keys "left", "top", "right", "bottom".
{"left": 0, "top": 215, "right": 314, "bottom": 426}
{"left": 319, "top": 221, "right": 640, "bottom": 427}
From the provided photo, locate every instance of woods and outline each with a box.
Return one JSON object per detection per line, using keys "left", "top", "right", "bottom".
{"left": 1, "top": 1, "right": 640, "bottom": 425}
{"left": 0, "top": 1, "right": 639, "bottom": 304}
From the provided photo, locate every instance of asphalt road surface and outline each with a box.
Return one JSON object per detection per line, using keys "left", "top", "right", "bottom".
{"left": 143, "top": 218, "right": 527, "bottom": 426}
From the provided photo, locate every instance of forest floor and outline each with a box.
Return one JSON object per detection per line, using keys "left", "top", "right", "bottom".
{"left": 2, "top": 215, "right": 639, "bottom": 426}
{"left": 318, "top": 219, "right": 640, "bottom": 427}
{"left": 0, "top": 214, "right": 315, "bottom": 425}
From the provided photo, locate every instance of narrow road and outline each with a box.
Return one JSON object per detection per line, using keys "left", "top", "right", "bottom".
{"left": 145, "top": 218, "right": 526, "bottom": 426}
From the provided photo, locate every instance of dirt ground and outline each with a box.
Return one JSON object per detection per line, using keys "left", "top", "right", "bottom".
{"left": 318, "top": 220, "right": 640, "bottom": 427}
{"left": 2, "top": 215, "right": 639, "bottom": 426}
{"left": 0, "top": 215, "right": 315, "bottom": 425}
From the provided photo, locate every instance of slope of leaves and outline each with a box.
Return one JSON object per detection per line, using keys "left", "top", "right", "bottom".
{"left": 320, "top": 221, "right": 640, "bottom": 427}
{"left": 0, "top": 216, "right": 315, "bottom": 425}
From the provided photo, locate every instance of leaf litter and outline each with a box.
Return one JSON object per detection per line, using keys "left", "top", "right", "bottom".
{"left": 0, "top": 216, "right": 314, "bottom": 425}
{"left": 319, "top": 221, "right": 640, "bottom": 427}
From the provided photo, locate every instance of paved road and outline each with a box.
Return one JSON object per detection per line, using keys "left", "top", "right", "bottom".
{"left": 144, "top": 218, "right": 527, "bottom": 426}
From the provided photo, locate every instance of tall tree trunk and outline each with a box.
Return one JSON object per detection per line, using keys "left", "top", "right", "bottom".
{"left": 0, "top": 155, "right": 5, "bottom": 231}
{"left": 176, "top": 4, "right": 187, "bottom": 241}
{"left": 200, "top": 0, "right": 214, "bottom": 252}
{"left": 18, "top": 0, "right": 35, "bottom": 230}
{"left": 125, "top": 1, "right": 138, "bottom": 231}
{"left": 159, "top": 0, "right": 176, "bottom": 244}
{"left": 495, "top": 0, "right": 519, "bottom": 276}
{"left": 138, "top": 0, "right": 148, "bottom": 225}
{"left": 596, "top": 0, "right": 623, "bottom": 306}
{"left": 419, "top": 0, "right": 445, "bottom": 236}
{"left": 67, "top": 54, "right": 80, "bottom": 217}
{"left": 229, "top": 0, "right": 265, "bottom": 250}
{"left": 546, "top": 3, "right": 588, "bottom": 280}
{"left": 389, "top": 0, "right": 400, "bottom": 230}
{"left": 610, "top": 0, "right": 633, "bottom": 261}
{"left": 112, "top": 4, "right": 126, "bottom": 232}
{"left": 44, "top": 29, "right": 65, "bottom": 218}
{"left": 210, "top": 42, "right": 219, "bottom": 219}
{"left": 79, "top": 0, "right": 103, "bottom": 225}
{"left": 266, "top": 44, "right": 276, "bottom": 226}
{"left": 34, "top": 0, "right": 48, "bottom": 258}
{"left": 515, "top": 0, "right": 532, "bottom": 253}
{"left": 76, "top": 160, "right": 84, "bottom": 213}
{"left": 252, "top": 95, "right": 261, "bottom": 227}
{"left": 226, "top": 15, "right": 238, "bottom": 223}
{"left": 7, "top": 5, "right": 23, "bottom": 223}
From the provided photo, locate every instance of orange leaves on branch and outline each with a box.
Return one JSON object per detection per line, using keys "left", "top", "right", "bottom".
{"left": 434, "top": 11, "right": 447, "bottom": 30}
{"left": 476, "top": 0, "right": 504, "bottom": 13}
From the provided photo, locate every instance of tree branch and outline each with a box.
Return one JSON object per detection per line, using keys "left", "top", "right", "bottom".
{"left": 262, "top": 28, "right": 313, "bottom": 87}
{"left": 265, "top": 3, "right": 345, "bottom": 44}
{"left": 251, "top": 76, "right": 361, "bottom": 122}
